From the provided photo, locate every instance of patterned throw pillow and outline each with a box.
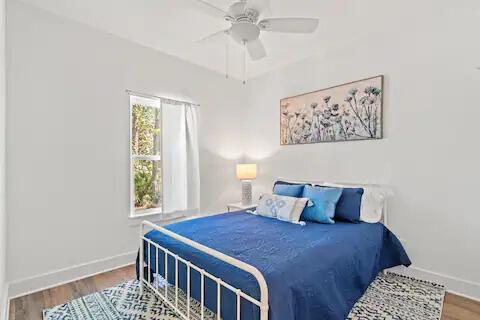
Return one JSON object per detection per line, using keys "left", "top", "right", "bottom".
{"left": 255, "top": 193, "right": 309, "bottom": 224}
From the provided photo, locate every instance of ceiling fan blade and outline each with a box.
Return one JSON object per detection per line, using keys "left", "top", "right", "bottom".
{"left": 258, "top": 18, "right": 319, "bottom": 33}
{"left": 186, "top": 0, "right": 229, "bottom": 18}
{"left": 247, "top": 39, "right": 267, "bottom": 60}
{"left": 197, "top": 29, "right": 230, "bottom": 43}
{"left": 228, "top": 1, "right": 246, "bottom": 16}
{"left": 247, "top": 0, "right": 271, "bottom": 15}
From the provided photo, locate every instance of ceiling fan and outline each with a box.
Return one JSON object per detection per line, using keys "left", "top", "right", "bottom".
{"left": 195, "top": 0, "right": 319, "bottom": 69}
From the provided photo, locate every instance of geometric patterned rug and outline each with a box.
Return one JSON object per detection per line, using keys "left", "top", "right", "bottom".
{"left": 346, "top": 272, "right": 445, "bottom": 320}
{"left": 43, "top": 272, "right": 445, "bottom": 320}
{"left": 43, "top": 276, "right": 216, "bottom": 320}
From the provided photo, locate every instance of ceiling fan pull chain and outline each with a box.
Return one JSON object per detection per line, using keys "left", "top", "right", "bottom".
{"left": 225, "top": 35, "right": 229, "bottom": 79}
{"left": 243, "top": 40, "right": 247, "bottom": 84}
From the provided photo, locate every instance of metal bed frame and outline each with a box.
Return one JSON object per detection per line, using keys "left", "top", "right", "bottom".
{"left": 139, "top": 220, "right": 269, "bottom": 320}
{"left": 138, "top": 180, "right": 391, "bottom": 320}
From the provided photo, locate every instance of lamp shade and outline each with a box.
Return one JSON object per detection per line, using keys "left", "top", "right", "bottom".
{"left": 236, "top": 164, "right": 257, "bottom": 180}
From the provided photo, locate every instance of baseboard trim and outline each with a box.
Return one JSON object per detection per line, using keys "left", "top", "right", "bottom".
{"left": 388, "top": 265, "right": 480, "bottom": 301}
{"left": 8, "top": 251, "right": 137, "bottom": 299}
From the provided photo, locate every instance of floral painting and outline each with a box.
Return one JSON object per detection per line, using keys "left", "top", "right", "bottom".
{"left": 280, "top": 76, "right": 383, "bottom": 145}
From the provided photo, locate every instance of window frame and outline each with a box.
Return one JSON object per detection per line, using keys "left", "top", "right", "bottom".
{"left": 129, "top": 93, "right": 164, "bottom": 218}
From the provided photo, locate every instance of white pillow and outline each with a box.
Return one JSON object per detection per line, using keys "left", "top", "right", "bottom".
{"left": 323, "top": 182, "right": 388, "bottom": 223}
{"left": 255, "top": 193, "right": 309, "bottom": 225}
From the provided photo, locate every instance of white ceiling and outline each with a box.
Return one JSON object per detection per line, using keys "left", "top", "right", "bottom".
{"left": 15, "top": 0, "right": 479, "bottom": 80}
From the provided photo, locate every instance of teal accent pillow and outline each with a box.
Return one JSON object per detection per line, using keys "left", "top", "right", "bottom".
{"left": 273, "top": 184, "right": 305, "bottom": 197}
{"left": 301, "top": 185, "right": 343, "bottom": 224}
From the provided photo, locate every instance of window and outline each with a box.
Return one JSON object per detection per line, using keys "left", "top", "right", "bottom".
{"left": 130, "top": 95, "right": 162, "bottom": 216}
{"left": 129, "top": 92, "right": 200, "bottom": 218}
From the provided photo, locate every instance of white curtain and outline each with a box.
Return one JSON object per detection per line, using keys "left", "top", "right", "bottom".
{"left": 162, "top": 102, "right": 200, "bottom": 214}
{"left": 185, "top": 105, "right": 200, "bottom": 210}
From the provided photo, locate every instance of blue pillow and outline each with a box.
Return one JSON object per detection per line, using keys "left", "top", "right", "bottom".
{"left": 334, "top": 187, "right": 364, "bottom": 223}
{"left": 273, "top": 180, "right": 306, "bottom": 188}
{"left": 273, "top": 183, "right": 305, "bottom": 197}
{"left": 301, "top": 185, "right": 343, "bottom": 224}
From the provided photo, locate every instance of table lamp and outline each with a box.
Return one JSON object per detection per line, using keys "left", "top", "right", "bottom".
{"left": 236, "top": 164, "right": 257, "bottom": 205}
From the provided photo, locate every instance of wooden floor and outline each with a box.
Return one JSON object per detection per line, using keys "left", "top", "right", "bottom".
{"left": 9, "top": 265, "right": 135, "bottom": 320}
{"left": 8, "top": 264, "right": 480, "bottom": 320}
{"left": 443, "top": 293, "right": 480, "bottom": 320}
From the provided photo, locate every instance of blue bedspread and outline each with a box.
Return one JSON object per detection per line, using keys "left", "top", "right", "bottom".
{"left": 137, "top": 211, "right": 410, "bottom": 320}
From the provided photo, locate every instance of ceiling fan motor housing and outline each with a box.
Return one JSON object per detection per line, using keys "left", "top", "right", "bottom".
{"left": 225, "top": 3, "right": 261, "bottom": 44}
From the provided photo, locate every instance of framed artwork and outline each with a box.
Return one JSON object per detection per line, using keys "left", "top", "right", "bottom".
{"left": 280, "top": 75, "right": 383, "bottom": 145}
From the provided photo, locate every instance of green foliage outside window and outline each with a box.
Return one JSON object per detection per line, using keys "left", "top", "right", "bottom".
{"left": 131, "top": 104, "right": 162, "bottom": 212}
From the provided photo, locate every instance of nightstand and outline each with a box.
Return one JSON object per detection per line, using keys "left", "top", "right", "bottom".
{"left": 226, "top": 202, "right": 257, "bottom": 212}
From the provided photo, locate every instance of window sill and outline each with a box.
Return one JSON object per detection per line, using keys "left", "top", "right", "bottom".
{"left": 129, "top": 210, "right": 197, "bottom": 227}
{"left": 129, "top": 209, "right": 163, "bottom": 219}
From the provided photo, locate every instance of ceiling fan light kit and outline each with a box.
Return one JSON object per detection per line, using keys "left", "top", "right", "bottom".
{"left": 230, "top": 22, "right": 260, "bottom": 43}
{"left": 196, "top": 0, "right": 319, "bottom": 82}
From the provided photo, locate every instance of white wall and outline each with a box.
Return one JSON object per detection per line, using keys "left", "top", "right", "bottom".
{"left": 245, "top": 1, "right": 480, "bottom": 298}
{"left": 6, "top": 1, "right": 246, "bottom": 296}
{"left": 0, "top": 0, "right": 6, "bottom": 315}
{"left": 6, "top": 0, "right": 480, "bottom": 302}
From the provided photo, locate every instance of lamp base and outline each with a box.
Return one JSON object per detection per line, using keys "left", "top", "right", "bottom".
{"left": 241, "top": 180, "right": 252, "bottom": 206}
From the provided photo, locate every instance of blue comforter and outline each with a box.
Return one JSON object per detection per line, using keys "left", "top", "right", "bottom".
{"left": 137, "top": 211, "right": 410, "bottom": 320}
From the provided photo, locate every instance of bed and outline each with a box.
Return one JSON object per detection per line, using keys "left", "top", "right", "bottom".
{"left": 136, "top": 208, "right": 410, "bottom": 320}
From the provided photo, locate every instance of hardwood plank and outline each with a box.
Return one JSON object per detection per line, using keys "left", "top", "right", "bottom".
{"left": 44, "top": 281, "right": 75, "bottom": 308}
{"left": 442, "top": 292, "right": 480, "bottom": 320}
{"left": 119, "top": 264, "right": 136, "bottom": 280}
{"left": 10, "top": 294, "right": 27, "bottom": 320}
{"left": 445, "top": 293, "right": 480, "bottom": 315}
{"left": 24, "top": 291, "right": 44, "bottom": 320}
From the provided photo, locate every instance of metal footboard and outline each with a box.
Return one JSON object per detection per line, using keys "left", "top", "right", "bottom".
{"left": 139, "top": 220, "right": 269, "bottom": 320}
